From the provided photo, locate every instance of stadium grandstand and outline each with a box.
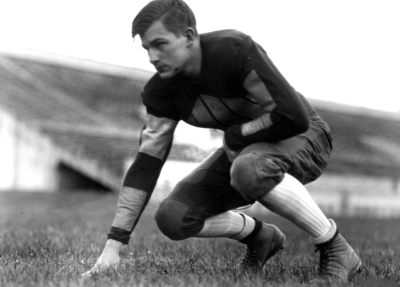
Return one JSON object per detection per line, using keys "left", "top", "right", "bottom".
{"left": 1, "top": 50, "right": 399, "bottom": 217}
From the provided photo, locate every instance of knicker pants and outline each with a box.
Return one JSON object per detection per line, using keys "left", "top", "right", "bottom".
{"left": 154, "top": 121, "right": 332, "bottom": 240}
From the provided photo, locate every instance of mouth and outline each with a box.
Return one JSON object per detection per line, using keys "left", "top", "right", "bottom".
{"left": 155, "top": 65, "right": 167, "bottom": 73}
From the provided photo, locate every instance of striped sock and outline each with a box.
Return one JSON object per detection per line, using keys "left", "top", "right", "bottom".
{"left": 194, "top": 211, "right": 256, "bottom": 240}
{"left": 258, "top": 173, "right": 333, "bottom": 241}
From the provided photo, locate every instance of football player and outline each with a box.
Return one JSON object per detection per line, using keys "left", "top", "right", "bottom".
{"left": 83, "top": 0, "right": 362, "bottom": 282}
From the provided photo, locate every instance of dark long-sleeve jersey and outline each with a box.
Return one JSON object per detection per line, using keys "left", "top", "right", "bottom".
{"left": 108, "top": 29, "right": 330, "bottom": 244}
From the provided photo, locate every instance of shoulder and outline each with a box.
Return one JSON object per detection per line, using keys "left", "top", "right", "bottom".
{"left": 142, "top": 73, "right": 175, "bottom": 102}
{"left": 200, "top": 30, "right": 256, "bottom": 74}
{"left": 141, "top": 74, "right": 179, "bottom": 120}
{"left": 200, "top": 29, "right": 252, "bottom": 49}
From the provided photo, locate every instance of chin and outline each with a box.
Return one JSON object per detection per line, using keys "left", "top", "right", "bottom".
{"left": 158, "top": 71, "right": 176, "bottom": 80}
{"left": 158, "top": 67, "right": 180, "bottom": 79}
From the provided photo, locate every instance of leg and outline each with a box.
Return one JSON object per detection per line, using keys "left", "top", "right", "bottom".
{"left": 154, "top": 148, "right": 285, "bottom": 270}
{"left": 260, "top": 173, "right": 333, "bottom": 240}
{"left": 230, "top": 122, "right": 361, "bottom": 281}
{"left": 230, "top": 123, "right": 333, "bottom": 240}
{"left": 154, "top": 148, "right": 255, "bottom": 240}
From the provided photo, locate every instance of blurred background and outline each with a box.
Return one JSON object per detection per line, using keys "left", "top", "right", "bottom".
{"left": 1, "top": 0, "right": 400, "bottom": 221}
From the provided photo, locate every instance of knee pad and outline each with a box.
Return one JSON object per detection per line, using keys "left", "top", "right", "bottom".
{"left": 154, "top": 198, "right": 190, "bottom": 241}
{"left": 230, "top": 152, "right": 283, "bottom": 200}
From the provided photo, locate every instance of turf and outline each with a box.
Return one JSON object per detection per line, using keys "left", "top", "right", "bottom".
{"left": 0, "top": 190, "right": 399, "bottom": 286}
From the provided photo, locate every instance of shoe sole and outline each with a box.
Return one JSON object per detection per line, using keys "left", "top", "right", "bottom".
{"left": 349, "top": 261, "right": 363, "bottom": 279}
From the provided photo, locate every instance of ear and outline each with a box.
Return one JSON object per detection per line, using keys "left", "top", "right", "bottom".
{"left": 185, "top": 27, "right": 196, "bottom": 46}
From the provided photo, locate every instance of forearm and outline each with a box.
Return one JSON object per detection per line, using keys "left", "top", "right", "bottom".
{"left": 107, "top": 115, "right": 177, "bottom": 243}
{"left": 108, "top": 186, "right": 149, "bottom": 244}
{"left": 107, "top": 151, "right": 166, "bottom": 244}
{"left": 224, "top": 112, "right": 309, "bottom": 150}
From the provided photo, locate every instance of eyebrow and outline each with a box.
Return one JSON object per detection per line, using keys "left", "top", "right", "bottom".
{"left": 142, "top": 38, "right": 166, "bottom": 49}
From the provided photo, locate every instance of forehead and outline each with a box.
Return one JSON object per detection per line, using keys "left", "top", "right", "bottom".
{"left": 140, "top": 20, "right": 177, "bottom": 45}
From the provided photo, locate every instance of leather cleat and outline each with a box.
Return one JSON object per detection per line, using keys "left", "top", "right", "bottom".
{"left": 238, "top": 219, "right": 285, "bottom": 272}
{"left": 315, "top": 230, "right": 362, "bottom": 282}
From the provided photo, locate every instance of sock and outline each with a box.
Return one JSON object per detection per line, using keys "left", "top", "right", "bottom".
{"left": 231, "top": 213, "right": 257, "bottom": 241}
{"left": 311, "top": 219, "right": 337, "bottom": 245}
{"left": 194, "top": 211, "right": 256, "bottom": 241}
{"left": 258, "top": 173, "right": 333, "bottom": 241}
{"left": 236, "top": 218, "right": 263, "bottom": 243}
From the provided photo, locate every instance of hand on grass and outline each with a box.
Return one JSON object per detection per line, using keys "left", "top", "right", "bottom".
{"left": 81, "top": 239, "right": 122, "bottom": 277}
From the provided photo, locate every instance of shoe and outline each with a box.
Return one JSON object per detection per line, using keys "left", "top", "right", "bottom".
{"left": 238, "top": 219, "right": 285, "bottom": 271}
{"left": 315, "top": 230, "right": 362, "bottom": 282}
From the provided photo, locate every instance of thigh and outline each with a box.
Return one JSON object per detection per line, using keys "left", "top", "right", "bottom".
{"left": 166, "top": 148, "right": 254, "bottom": 221}
{"left": 290, "top": 122, "right": 332, "bottom": 184}
{"left": 237, "top": 121, "right": 332, "bottom": 185}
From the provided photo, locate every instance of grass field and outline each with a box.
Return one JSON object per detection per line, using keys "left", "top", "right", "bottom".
{"left": 0, "top": 190, "right": 399, "bottom": 287}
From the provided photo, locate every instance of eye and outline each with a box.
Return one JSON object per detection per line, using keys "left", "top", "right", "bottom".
{"left": 156, "top": 42, "right": 167, "bottom": 49}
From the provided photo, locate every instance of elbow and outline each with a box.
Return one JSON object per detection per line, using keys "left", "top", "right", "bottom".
{"left": 295, "top": 114, "right": 310, "bottom": 134}
{"left": 283, "top": 114, "right": 310, "bottom": 138}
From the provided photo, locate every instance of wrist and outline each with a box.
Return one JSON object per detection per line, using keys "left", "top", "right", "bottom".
{"left": 104, "top": 239, "right": 123, "bottom": 254}
{"left": 224, "top": 124, "right": 248, "bottom": 150}
{"left": 108, "top": 226, "right": 131, "bottom": 244}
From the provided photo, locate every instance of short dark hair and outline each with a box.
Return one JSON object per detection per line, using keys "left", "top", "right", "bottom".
{"left": 132, "top": 0, "right": 198, "bottom": 38}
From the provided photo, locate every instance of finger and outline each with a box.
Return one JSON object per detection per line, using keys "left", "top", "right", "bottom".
{"left": 81, "top": 270, "right": 93, "bottom": 278}
{"left": 81, "top": 265, "right": 100, "bottom": 277}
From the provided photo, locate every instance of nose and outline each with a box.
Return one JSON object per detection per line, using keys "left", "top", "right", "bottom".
{"left": 148, "top": 49, "right": 159, "bottom": 65}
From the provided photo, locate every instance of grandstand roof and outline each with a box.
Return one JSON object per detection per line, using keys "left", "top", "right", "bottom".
{"left": 0, "top": 50, "right": 209, "bottom": 191}
{"left": 311, "top": 99, "right": 400, "bottom": 177}
{"left": 1, "top": 49, "right": 399, "bottom": 191}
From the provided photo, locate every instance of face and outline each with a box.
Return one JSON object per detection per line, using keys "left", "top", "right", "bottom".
{"left": 141, "top": 21, "right": 190, "bottom": 79}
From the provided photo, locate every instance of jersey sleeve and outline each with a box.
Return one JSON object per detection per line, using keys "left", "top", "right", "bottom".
{"left": 142, "top": 74, "right": 180, "bottom": 121}
{"left": 108, "top": 114, "right": 178, "bottom": 244}
{"left": 224, "top": 36, "right": 310, "bottom": 149}
{"left": 108, "top": 76, "right": 179, "bottom": 244}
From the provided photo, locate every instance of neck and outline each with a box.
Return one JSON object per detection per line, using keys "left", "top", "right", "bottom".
{"left": 182, "top": 39, "right": 202, "bottom": 79}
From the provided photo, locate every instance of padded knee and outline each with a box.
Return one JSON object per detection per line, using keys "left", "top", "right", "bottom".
{"left": 230, "top": 152, "right": 283, "bottom": 200}
{"left": 154, "top": 198, "right": 190, "bottom": 241}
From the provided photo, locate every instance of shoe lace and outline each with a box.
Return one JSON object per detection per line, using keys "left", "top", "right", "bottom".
{"left": 242, "top": 241, "right": 259, "bottom": 267}
{"left": 315, "top": 245, "right": 330, "bottom": 275}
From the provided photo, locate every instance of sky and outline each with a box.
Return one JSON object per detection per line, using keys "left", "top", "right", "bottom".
{"left": 1, "top": 0, "right": 400, "bottom": 113}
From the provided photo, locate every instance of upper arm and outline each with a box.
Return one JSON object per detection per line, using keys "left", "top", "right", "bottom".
{"left": 240, "top": 39, "right": 309, "bottom": 134}
{"left": 242, "top": 70, "right": 276, "bottom": 113}
{"left": 139, "top": 114, "right": 178, "bottom": 160}
{"left": 241, "top": 70, "right": 276, "bottom": 133}
{"left": 223, "top": 36, "right": 310, "bottom": 148}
